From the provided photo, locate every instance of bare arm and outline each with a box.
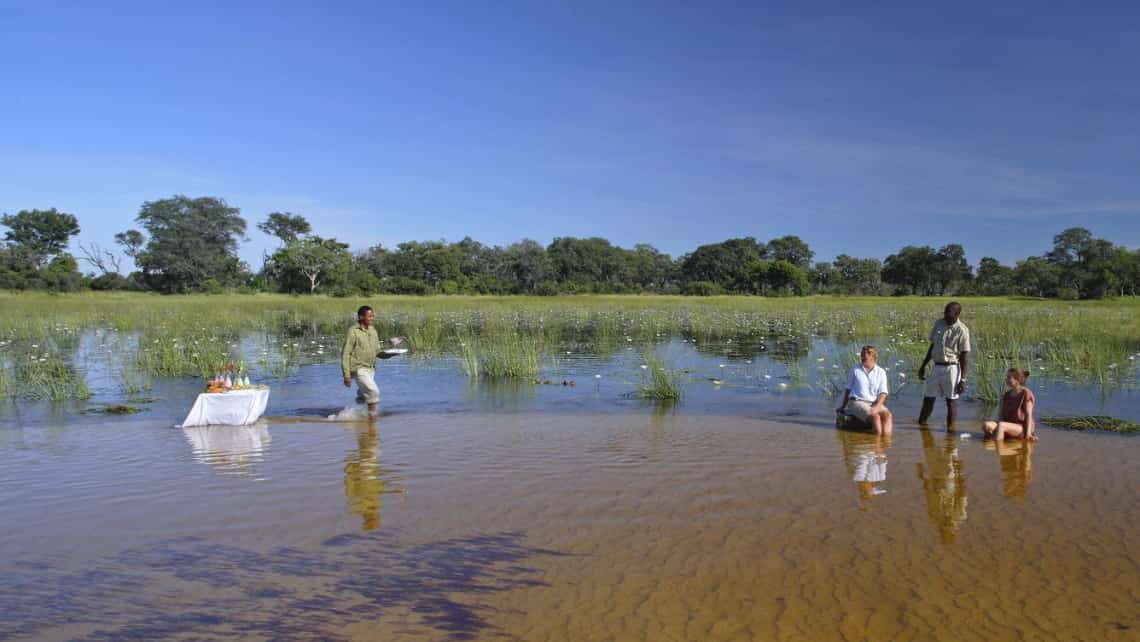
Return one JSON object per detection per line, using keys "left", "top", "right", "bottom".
{"left": 918, "top": 345, "right": 933, "bottom": 379}
{"left": 872, "top": 392, "right": 888, "bottom": 411}
{"left": 955, "top": 351, "right": 969, "bottom": 394}
{"left": 1024, "top": 399, "right": 1036, "bottom": 440}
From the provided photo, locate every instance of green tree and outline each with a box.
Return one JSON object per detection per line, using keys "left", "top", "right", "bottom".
{"left": 882, "top": 246, "right": 939, "bottom": 295}
{"left": 268, "top": 236, "right": 352, "bottom": 293}
{"left": 547, "top": 237, "right": 626, "bottom": 291}
{"left": 1012, "top": 256, "right": 1060, "bottom": 297}
{"left": 934, "top": 244, "right": 972, "bottom": 294}
{"left": 626, "top": 244, "right": 674, "bottom": 291}
{"left": 504, "top": 239, "right": 550, "bottom": 293}
{"left": 114, "top": 229, "right": 146, "bottom": 262}
{"left": 973, "top": 257, "right": 1013, "bottom": 295}
{"left": 765, "top": 260, "right": 809, "bottom": 296}
{"left": 134, "top": 196, "right": 248, "bottom": 293}
{"left": 833, "top": 255, "right": 882, "bottom": 294}
{"left": 257, "top": 212, "right": 312, "bottom": 245}
{"left": 808, "top": 261, "right": 840, "bottom": 294}
{"left": 1, "top": 208, "right": 80, "bottom": 268}
{"left": 766, "top": 235, "right": 814, "bottom": 270}
{"left": 679, "top": 237, "right": 765, "bottom": 290}
{"left": 1045, "top": 227, "right": 1094, "bottom": 296}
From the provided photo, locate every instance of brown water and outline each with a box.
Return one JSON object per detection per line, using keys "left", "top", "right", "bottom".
{"left": 2, "top": 408, "right": 1138, "bottom": 641}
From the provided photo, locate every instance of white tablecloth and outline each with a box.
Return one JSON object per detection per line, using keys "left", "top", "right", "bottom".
{"left": 180, "top": 388, "right": 270, "bottom": 427}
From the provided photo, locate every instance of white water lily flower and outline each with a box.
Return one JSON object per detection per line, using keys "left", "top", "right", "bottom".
{"left": 640, "top": 365, "right": 648, "bottom": 370}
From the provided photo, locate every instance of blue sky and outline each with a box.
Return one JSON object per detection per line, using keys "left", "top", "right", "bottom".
{"left": 2, "top": 1, "right": 1138, "bottom": 271}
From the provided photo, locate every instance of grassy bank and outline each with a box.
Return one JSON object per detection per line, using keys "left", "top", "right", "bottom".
{"left": 1, "top": 292, "right": 1138, "bottom": 400}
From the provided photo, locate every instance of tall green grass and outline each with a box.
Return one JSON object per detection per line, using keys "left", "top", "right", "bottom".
{"left": 632, "top": 354, "right": 683, "bottom": 400}
{"left": 13, "top": 353, "right": 90, "bottom": 400}
{"left": 458, "top": 335, "right": 540, "bottom": 380}
{"left": 0, "top": 292, "right": 1137, "bottom": 400}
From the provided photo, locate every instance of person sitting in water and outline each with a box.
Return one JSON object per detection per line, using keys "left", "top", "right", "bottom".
{"left": 983, "top": 368, "right": 1037, "bottom": 442}
{"left": 837, "top": 345, "right": 893, "bottom": 435}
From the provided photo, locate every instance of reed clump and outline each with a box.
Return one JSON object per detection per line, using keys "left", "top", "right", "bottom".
{"left": 1040, "top": 416, "right": 1139, "bottom": 433}
{"left": 459, "top": 335, "right": 540, "bottom": 380}
{"left": 632, "top": 354, "right": 684, "bottom": 400}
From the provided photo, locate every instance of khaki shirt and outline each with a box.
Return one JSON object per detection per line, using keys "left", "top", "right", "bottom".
{"left": 342, "top": 324, "right": 382, "bottom": 377}
{"left": 929, "top": 319, "right": 971, "bottom": 363}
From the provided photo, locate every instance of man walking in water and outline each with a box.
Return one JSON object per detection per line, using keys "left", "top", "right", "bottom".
{"left": 918, "top": 302, "right": 971, "bottom": 428}
{"left": 342, "top": 305, "right": 399, "bottom": 419}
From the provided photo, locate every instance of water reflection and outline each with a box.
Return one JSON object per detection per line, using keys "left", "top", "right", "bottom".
{"left": 343, "top": 425, "right": 401, "bottom": 531}
{"left": 916, "top": 430, "right": 969, "bottom": 544}
{"left": 988, "top": 439, "right": 1035, "bottom": 498}
{"left": 182, "top": 423, "right": 270, "bottom": 477}
{"left": 836, "top": 429, "right": 891, "bottom": 508}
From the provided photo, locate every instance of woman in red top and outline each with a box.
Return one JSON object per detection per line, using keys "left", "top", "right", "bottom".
{"left": 983, "top": 368, "right": 1037, "bottom": 442}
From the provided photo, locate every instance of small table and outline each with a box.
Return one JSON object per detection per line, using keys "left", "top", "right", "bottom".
{"left": 181, "top": 388, "right": 270, "bottom": 427}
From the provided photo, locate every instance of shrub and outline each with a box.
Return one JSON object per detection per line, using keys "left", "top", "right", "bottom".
{"left": 681, "top": 281, "right": 724, "bottom": 296}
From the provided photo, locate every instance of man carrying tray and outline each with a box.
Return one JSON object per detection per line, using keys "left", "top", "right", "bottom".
{"left": 342, "top": 305, "right": 403, "bottom": 419}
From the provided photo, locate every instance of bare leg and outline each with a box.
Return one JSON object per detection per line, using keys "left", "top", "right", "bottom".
{"left": 882, "top": 409, "right": 893, "bottom": 435}
{"left": 997, "top": 421, "right": 1023, "bottom": 441}
{"left": 946, "top": 399, "right": 958, "bottom": 430}
{"left": 919, "top": 397, "right": 935, "bottom": 423}
{"left": 983, "top": 421, "right": 997, "bottom": 438}
{"left": 367, "top": 402, "right": 377, "bottom": 419}
{"left": 870, "top": 412, "right": 883, "bottom": 435}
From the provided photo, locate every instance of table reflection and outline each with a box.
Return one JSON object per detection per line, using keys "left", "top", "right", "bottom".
{"left": 182, "top": 423, "right": 271, "bottom": 477}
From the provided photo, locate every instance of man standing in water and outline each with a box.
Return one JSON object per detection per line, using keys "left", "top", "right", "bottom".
{"left": 342, "top": 305, "right": 399, "bottom": 419}
{"left": 918, "top": 301, "right": 971, "bottom": 428}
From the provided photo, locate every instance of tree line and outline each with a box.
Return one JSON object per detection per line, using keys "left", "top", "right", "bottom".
{"left": 2, "top": 195, "right": 1138, "bottom": 299}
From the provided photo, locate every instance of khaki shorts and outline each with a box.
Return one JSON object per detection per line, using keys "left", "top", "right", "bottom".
{"left": 848, "top": 399, "right": 889, "bottom": 422}
{"left": 354, "top": 367, "right": 380, "bottom": 404}
{"left": 924, "top": 364, "right": 960, "bottom": 399}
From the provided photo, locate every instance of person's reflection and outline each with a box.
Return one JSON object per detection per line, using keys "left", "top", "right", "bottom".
{"left": 987, "top": 439, "right": 1035, "bottom": 498}
{"left": 916, "top": 429, "right": 968, "bottom": 543}
{"left": 836, "top": 428, "right": 892, "bottom": 508}
{"left": 343, "top": 425, "right": 384, "bottom": 531}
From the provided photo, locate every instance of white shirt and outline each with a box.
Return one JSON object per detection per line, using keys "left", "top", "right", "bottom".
{"left": 847, "top": 364, "right": 889, "bottom": 402}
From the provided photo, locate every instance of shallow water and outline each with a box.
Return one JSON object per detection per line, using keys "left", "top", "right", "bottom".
{"left": 3, "top": 333, "right": 1139, "bottom": 640}
{"left": 2, "top": 383, "right": 1137, "bottom": 641}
